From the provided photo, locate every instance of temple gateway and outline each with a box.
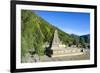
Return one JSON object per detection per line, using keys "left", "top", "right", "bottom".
{"left": 49, "top": 30, "right": 83, "bottom": 57}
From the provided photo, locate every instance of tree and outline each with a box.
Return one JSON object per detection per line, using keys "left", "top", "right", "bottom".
{"left": 80, "top": 37, "right": 85, "bottom": 48}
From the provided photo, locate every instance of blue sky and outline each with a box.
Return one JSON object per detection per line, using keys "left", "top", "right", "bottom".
{"left": 33, "top": 10, "right": 90, "bottom": 36}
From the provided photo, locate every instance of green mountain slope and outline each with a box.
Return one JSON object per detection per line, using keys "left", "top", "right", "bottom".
{"left": 80, "top": 34, "right": 90, "bottom": 48}
{"left": 21, "top": 10, "right": 55, "bottom": 58}
{"left": 80, "top": 34, "right": 90, "bottom": 43}
{"left": 21, "top": 10, "right": 90, "bottom": 59}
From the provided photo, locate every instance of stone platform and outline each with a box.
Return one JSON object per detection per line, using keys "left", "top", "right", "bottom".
{"left": 51, "top": 48, "right": 83, "bottom": 57}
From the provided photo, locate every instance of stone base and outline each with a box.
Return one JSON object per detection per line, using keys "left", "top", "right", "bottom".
{"left": 51, "top": 48, "right": 83, "bottom": 57}
{"left": 51, "top": 52, "right": 83, "bottom": 57}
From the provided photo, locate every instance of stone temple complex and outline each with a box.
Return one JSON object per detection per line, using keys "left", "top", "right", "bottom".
{"left": 50, "top": 30, "right": 83, "bottom": 57}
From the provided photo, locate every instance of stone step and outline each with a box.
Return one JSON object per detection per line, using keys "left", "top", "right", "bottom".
{"left": 51, "top": 52, "right": 83, "bottom": 57}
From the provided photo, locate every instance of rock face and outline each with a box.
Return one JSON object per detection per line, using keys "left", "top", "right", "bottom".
{"left": 50, "top": 30, "right": 83, "bottom": 57}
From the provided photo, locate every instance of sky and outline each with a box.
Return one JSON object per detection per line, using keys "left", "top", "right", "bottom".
{"left": 34, "top": 10, "right": 90, "bottom": 36}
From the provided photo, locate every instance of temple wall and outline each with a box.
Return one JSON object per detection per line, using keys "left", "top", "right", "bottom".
{"left": 52, "top": 48, "right": 83, "bottom": 56}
